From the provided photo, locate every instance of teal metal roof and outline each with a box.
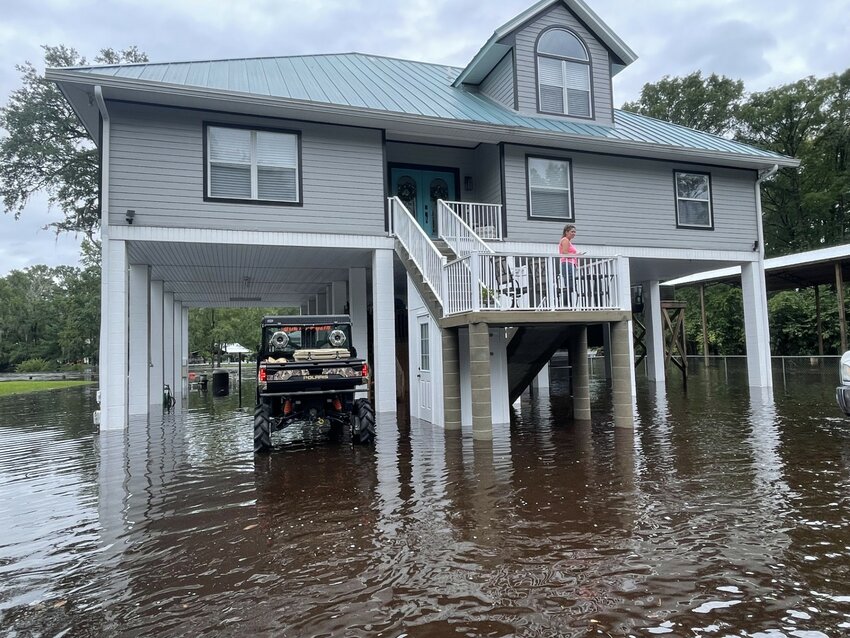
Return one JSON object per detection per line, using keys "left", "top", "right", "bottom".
{"left": 60, "top": 53, "right": 789, "bottom": 163}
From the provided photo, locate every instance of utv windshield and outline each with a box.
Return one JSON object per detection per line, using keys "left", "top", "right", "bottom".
{"left": 263, "top": 323, "right": 352, "bottom": 356}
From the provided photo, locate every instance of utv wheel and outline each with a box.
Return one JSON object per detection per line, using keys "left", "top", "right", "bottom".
{"left": 351, "top": 398, "right": 376, "bottom": 445}
{"left": 254, "top": 402, "right": 272, "bottom": 453}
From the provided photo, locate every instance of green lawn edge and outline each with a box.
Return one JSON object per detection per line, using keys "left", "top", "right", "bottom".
{"left": 0, "top": 380, "right": 95, "bottom": 397}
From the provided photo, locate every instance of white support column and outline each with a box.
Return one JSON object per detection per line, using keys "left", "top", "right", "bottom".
{"left": 325, "top": 285, "right": 333, "bottom": 312}
{"left": 181, "top": 306, "right": 189, "bottom": 398}
{"left": 349, "top": 267, "right": 368, "bottom": 366}
{"left": 162, "top": 292, "right": 175, "bottom": 396}
{"left": 332, "top": 280, "right": 347, "bottom": 314}
{"left": 643, "top": 280, "right": 666, "bottom": 383}
{"left": 372, "top": 249, "right": 397, "bottom": 413}
{"left": 533, "top": 362, "right": 550, "bottom": 389}
{"left": 741, "top": 261, "right": 773, "bottom": 388}
{"left": 99, "top": 239, "right": 129, "bottom": 430}
{"left": 299, "top": 304, "right": 308, "bottom": 315}
{"left": 128, "top": 264, "right": 150, "bottom": 415}
{"left": 617, "top": 257, "right": 637, "bottom": 397}
{"left": 149, "top": 280, "right": 164, "bottom": 408}
{"left": 308, "top": 296, "right": 317, "bottom": 314}
{"left": 317, "top": 291, "right": 328, "bottom": 314}
{"left": 172, "top": 301, "right": 184, "bottom": 403}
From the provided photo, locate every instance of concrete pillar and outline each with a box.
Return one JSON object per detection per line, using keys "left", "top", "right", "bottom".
{"left": 349, "top": 267, "right": 368, "bottom": 367}
{"left": 442, "top": 328, "right": 461, "bottom": 430}
{"left": 372, "top": 249, "right": 397, "bottom": 412}
{"left": 149, "top": 280, "right": 164, "bottom": 408}
{"left": 611, "top": 320, "right": 635, "bottom": 428}
{"left": 469, "top": 322, "right": 492, "bottom": 440}
{"left": 602, "top": 322, "right": 612, "bottom": 380}
{"left": 643, "top": 280, "right": 666, "bottom": 383}
{"left": 458, "top": 328, "right": 472, "bottom": 427}
{"left": 299, "top": 304, "right": 308, "bottom": 315}
{"left": 162, "top": 291, "right": 175, "bottom": 394}
{"left": 741, "top": 261, "right": 773, "bottom": 388}
{"left": 317, "top": 291, "right": 328, "bottom": 314}
{"left": 308, "top": 296, "right": 317, "bottom": 315}
{"left": 331, "top": 280, "right": 347, "bottom": 314}
{"left": 99, "top": 239, "right": 129, "bottom": 430}
{"left": 128, "top": 264, "right": 150, "bottom": 415}
{"left": 571, "top": 326, "right": 591, "bottom": 420}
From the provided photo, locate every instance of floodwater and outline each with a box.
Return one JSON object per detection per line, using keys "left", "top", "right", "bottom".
{"left": 1, "top": 361, "right": 849, "bottom": 637}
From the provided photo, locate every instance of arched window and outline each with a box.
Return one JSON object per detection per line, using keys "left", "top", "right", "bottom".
{"left": 536, "top": 28, "right": 591, "bottom": 117}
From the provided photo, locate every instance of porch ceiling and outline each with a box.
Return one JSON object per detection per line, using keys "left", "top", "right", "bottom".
{"left": 126, "top": 241, "right": 373, "bottom": 308}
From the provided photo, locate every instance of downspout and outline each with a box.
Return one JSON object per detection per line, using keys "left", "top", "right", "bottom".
{"left": 93, "top": 86, "right": 110, "bottom": 423}
{"left": 754, "top": 163, "right": 779, "bottom": 385}
{"left": 94, "top": 86, "right": 110, "bottom": 237}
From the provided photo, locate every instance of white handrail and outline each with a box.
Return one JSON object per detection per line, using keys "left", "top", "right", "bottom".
{"left": 388, "top": 197, "right": 445, "bottom": 305}
{"left": 446, "top": 253, "right": 624, "bottom": 314}
{"left": 437, "top": 200, "right": 494, "bottom": 258}
{"left": 441, "top": 201, "right": 503, "bottom": 240}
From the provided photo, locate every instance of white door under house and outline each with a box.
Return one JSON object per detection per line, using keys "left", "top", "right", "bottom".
{"left": 416, "top": 316, "right": 433, "bottom": 423}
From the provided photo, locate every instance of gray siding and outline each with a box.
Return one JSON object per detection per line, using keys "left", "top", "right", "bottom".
{"left": 503, "top": 144, "right": 758, "bottom": 251}
{"left": 108, "top": 102, "right": 385, "bottom": 234}
{"left": 473, "top": 144, "right": 502, "bottom": 204}
{"left": 509, "top": 3, "right": 613, "bottom": 126}
{"left": 478, "top": 51, "right": 515, "bottom": 110}
{"left": 386, "top": 141, "right": 502, "bottom": 206}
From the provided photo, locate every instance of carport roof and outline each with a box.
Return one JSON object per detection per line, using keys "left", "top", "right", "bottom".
{"left": 664, "top": 243, "right": 850, "bottom": 292}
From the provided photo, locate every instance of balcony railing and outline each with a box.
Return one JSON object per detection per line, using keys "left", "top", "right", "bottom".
{"left": 444, "top": 253, "right": 624, "bottom": 314}
{"left": 441, "top": 201, "right": 503, "bottom": 240}
{"left": 390, "top": 198, "right": 628, "bottom": 317}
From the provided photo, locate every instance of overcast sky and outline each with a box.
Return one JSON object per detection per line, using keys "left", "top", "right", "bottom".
{"left": 1, "top": 0, "right": 848, "bottom": 276}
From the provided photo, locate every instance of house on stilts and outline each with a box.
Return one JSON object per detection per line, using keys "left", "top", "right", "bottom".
{"left": 47, "top": 0, "right": 797, "bottom": 436}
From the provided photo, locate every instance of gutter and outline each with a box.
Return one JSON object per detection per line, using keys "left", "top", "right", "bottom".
{"left": 755, "top": 164, "right": 779, "bottom": 261}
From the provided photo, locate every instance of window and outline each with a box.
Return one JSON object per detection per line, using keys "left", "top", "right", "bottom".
{"left": 419, "top": 322, "right": 430, "bottom": 371}
{"left": 674, "top": 171, "right": 713, "bottom": 228}
{"left": 527, "top": 156, "right": 573, "bottom": 220}
{"left": 536, "top": 28, "right": 592, "bottom": 118}
{"left": 206, "top": 124, "right": 301, "bottom": 204}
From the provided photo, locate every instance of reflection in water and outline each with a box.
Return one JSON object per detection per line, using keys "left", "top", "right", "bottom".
{"left": 2, "top": 362, "right": 850, "bottom": 636}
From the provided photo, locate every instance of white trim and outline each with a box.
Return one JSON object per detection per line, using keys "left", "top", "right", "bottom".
{"left": 109, "top": 225, "right": 395, "bottom": 249}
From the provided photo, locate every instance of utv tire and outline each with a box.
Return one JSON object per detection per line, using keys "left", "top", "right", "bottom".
{"left": 254, "top": 401, "right": 272, "bottom": 453}
{"left": 351, "top": 398, "right": 376, "bottom": 445}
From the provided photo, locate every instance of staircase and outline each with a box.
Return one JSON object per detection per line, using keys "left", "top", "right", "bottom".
{"left": 506, "top": 325, "right": 573, "bottom": 403}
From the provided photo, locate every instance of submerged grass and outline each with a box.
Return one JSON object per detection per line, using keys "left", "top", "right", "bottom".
{"left": 0, "top": 380, "right": 94, "bottom": 396}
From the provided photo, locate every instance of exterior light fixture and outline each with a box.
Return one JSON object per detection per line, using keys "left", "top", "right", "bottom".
{"left": 125, "top": 209, "right": 136, "bottom": 224}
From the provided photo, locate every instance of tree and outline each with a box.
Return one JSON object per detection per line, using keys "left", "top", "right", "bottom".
{"left": 0, "top": 45, "right": 147, "bottom": 243}
{"left": 622, "top": 71, "right": 745, "bottom": 136}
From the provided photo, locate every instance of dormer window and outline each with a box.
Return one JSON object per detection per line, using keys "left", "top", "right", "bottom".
{"left": 536, "top": 28, "right": 592, "bottom": 118}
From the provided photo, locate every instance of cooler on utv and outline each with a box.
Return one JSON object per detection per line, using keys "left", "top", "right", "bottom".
{"left": 254, "top": 315, "right": 375, "bottom": 452}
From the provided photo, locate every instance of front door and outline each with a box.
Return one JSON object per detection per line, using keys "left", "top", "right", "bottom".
{"left": 416, "top": 317, "right": 433, "bottom": 423}
{"left": 390, "top": 167, "right": 457, "bottom": 238}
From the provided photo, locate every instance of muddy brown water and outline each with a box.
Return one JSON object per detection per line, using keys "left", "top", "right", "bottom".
{"left": 1, "top": 362, "right": 849, "bottom": 637}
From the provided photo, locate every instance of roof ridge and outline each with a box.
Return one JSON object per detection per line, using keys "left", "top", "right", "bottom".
{"left": 52, "top": 51, "right": 464, "bottom": 73}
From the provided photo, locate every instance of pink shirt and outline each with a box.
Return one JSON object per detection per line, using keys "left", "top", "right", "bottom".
{"left": 559, "top": 237, "right": 578, "bottom": 265}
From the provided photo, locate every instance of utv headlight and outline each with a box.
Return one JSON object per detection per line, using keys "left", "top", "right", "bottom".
{"left": 269, "top": 331, "right": 289, "bottom": 351}
{"left": 328, "top": 329, "right": 347, "bottom": 347}
{"left": 840, "top": 351, "right": 850, "bottom": 385}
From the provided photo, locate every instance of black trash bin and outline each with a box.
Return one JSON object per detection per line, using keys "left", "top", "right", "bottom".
{"left": 211, "top": 369, "right": 230, "bottom": 396}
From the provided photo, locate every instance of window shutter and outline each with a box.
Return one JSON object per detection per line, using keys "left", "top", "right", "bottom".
{"left": 538, "top": 57, "right": 565, "bottom": 113}
{"left": 531, "top": 190, "right": 570, "bottom": 218}
{"left": 208, "top": 127, "right": 252, "bottom": 198}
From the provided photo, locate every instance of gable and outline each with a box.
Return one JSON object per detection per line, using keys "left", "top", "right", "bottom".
{"left": 504, "top": 2, "right": 615, "bottom": 125}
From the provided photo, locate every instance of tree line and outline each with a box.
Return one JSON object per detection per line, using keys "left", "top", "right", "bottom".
{"left": 0, "top": 47, "right": 848, "bottom": 362}
{"left": 623, "top": 70, "right": 850, "bottom": 356}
